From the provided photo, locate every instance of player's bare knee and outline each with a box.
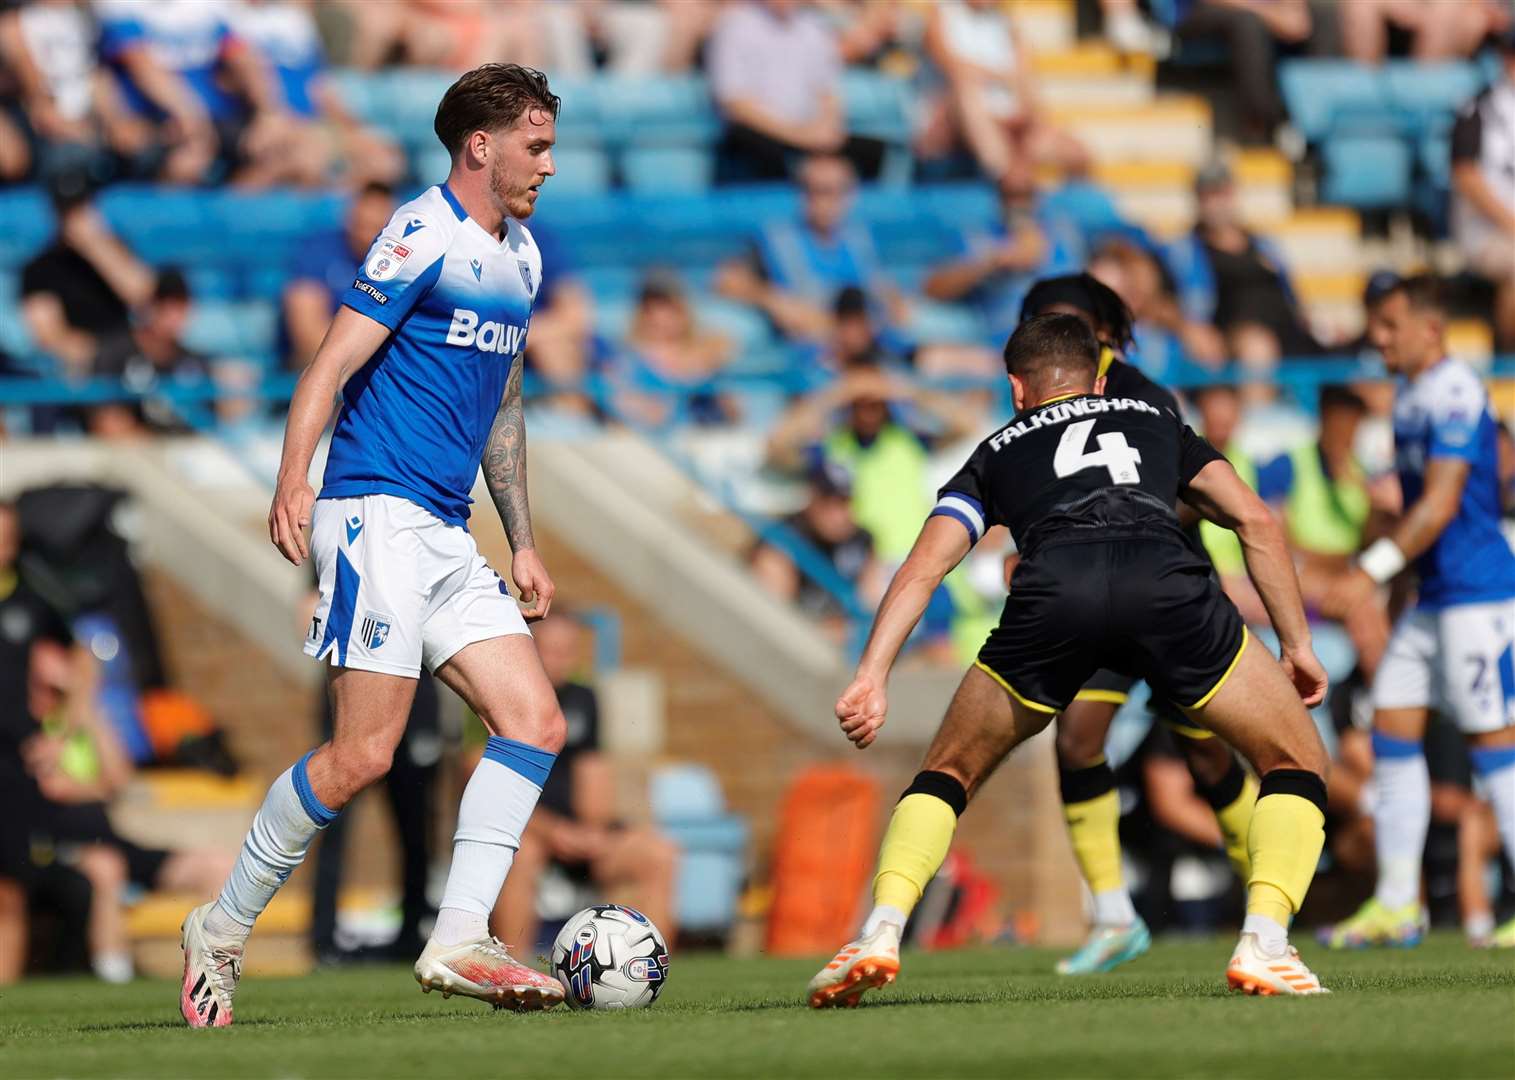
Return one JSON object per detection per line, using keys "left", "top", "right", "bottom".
{"left": 332, "top": 739, "right": 395, "bottom": 790}
{"left": 1054, "top": 720, "right": 1103, "bottom": 768}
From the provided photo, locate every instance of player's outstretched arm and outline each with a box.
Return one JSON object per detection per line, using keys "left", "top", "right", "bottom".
{"left": 1328, "top": 457, "right": 1471, "bottom": 616}
{"left": 482, "top": 351, "right": 553, "bottom": 620}
{"left": 838, "top": 516, "right": 972, "bottom": 749}
{"left": 1184, "top": 458, "right": 1328, "bottom": 706}
{"left": 269, "top": 307, "right": 391, "bottom": 565}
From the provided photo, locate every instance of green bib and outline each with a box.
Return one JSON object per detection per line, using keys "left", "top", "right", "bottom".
{"left": 1284, "top": 444, "right": 1369, "bottom": 556}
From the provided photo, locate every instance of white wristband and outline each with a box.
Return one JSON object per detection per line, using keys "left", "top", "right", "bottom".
{"left": 1358, "top": 538, "right": 1406, "bottom": 585}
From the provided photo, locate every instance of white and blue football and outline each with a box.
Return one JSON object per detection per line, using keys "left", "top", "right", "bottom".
{"left": 551, "top": 905, "right": 669, "bottom": 1010}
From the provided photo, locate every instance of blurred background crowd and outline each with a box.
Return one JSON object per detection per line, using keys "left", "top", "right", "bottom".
{"left": 2, "top": 0, "right": 1513, "bottom": 983}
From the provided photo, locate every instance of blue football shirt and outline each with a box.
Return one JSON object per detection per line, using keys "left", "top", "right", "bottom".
{"left": 1392, "top": 358, "right": 1515, "bottom": 609}
{"left": 320, "top": 184, "right": 541, "bottom": 526}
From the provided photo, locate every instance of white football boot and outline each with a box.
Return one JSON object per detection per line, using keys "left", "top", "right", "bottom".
{"left": 179, "top": 902, "right": 242, "bottom": 1028}
{"left": 807, "top": 922, "right": 901, "bottom": 1008}
{"left": 1226, "top": 932, "right": 1329, "bottom": 995}
{"left": 414, "top": 936, "right": 564, "bottom": 1011}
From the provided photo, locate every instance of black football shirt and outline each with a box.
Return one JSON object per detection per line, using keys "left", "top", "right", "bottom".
{"left": 932, "top": 392, "right": 1224, "bottom": 553}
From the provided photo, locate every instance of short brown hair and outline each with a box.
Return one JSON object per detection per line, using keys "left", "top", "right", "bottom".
{"left": 1388, "top": 273, "right": 1444, "bottom": 316}
{"left": 434, "top": 63, "right": 560, "bottom": 157}
{"left": 1003, "top": 313, "right": 1100, "bottom": 383}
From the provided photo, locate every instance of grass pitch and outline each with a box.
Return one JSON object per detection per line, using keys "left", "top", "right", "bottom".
{"left": 1, "top": 933, "right": 1511, "bottom": 1079}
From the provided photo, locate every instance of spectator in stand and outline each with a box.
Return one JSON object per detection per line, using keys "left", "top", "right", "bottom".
{"left": 1163, "top": 0, "right": 1313, "bottom": 144}
{"left": 709, "top": 0, "right": 884, "bottom": 183}
{"left": 1088, "top": 238, "right": 1226, "bottom": 384}
{"left": 0, "top": 14, "right": 30, "bottom": 181}
{"left": 93, "top": 0, "right": 296, "bottom": 186}
{"left": 1, "top": 0, "right": 110, "bottom": 180}
{"left": 1255, "top": 384, "right": 1393, "bottom": 677}
{"left": 1450, "top": 32, "right": 1515, "bottom": 351}
{"left": 20, "top": 169, "right": 154, "bottom": 376}
{"left": 1165, "top": 160, "right": 1323, "bottom": 395}
{"left": 716, "top": 153, "right": 905, "bottom": 344}
{"left": 922, "top": 171, "right": 1079, "bottom": 338}
{"left": 0, "top": 501, "right": 232, "bottom": 983}
{"left": 492, "top": 612, "right": 679, "bottom": 952}
{"left": 750, "top": 460, "right": 884, "bottom": 639}
{"left": 917, "top": 0, "right": 1090, "bottom": 184}
{"left": 607, "top": 273, "right": 736, "bottom": 429}
{"left": 815, "top": 0, "right": 907, "bottom": 67}
{"left": 523, "top": 224, "right": 605, "bottom": 421}
{"left": 804, "top": 286, "right": 1001, "bottom": 396}
{"left": 0, "top": 500, "right": 95, "bottom": 982}
{"left": 1098, "top": 0, "right": 1164, "bottom": 55}
{"left": 1341, "top": 0, "right": 1510, "bottom": 63}
{"left": 1185, "top": 383, "right": 1270, "bottom": 626}
{"left": 227, "top": 0, "right": 403, "bottom": 188}
{"left": 280, "top": 180, "right": 395, "bottom": 371}
{"left": 766, "top": 364, "right": 981, "bottom": 565}
{"left": 90, "top": 269, "right": 219, "bottom": 437}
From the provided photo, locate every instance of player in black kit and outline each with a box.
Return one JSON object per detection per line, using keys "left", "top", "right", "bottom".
{"left": 1018, "top": 274, "right": 1260, "bottom": 975}
{"left": 808, "top": 314, "right": 1332, "bottom": 1008}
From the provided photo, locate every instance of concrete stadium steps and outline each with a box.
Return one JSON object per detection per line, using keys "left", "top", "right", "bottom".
{"left": 1049, "top": 96, "right": 1213, "bottom": 166}
{"left": 1009, "top": 0, "right": 1077, "bottom": 52}
{"left": 1080, "top": 150, "right": 1293, "bottom": 236}
{"left": 1030, "top": 45, "right": 1156, "bottom": 106}
{"left": 1263, "top": 207, "right": 1365, "bottom": 275}
{"left": 1294, "top": 270, "right": 1370, "bottom": 340}
{"left": 1447, "top": 319, "right": 1495, "bottom": 365}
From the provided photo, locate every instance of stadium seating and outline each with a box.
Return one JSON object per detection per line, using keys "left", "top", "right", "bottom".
{"left": 1280, "top": 59, "right": 1488, "bottom": 213}
{"left": 1320, "top": 132, "right": 1414, "bottom": 210}
{"left": 649, "top": 764, "right": 749, "bottom": 934}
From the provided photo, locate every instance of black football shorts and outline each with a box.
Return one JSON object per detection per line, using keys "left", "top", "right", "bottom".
{"left": 976, "top": 534, "right": 1247, "bottom": 716}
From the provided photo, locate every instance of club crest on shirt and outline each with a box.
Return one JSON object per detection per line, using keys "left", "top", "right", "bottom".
{"left": 518, "top": 260, "right": 533, "bottom": 294}
{"left": 360, "top": 611, "right": 393, "bottom": 651}
{"left": 365, "top": 239, "right": 412, "bottom": 282}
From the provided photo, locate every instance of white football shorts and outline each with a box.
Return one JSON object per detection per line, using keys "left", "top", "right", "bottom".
{"left": 1372, "top": 599, "right": 1515, "bottom": 734}
{"left": 303, "top": 494, "right": 528, "bottom": 678}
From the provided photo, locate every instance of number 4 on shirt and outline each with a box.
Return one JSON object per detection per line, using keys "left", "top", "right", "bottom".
{"left": 1053, "top": 419, "right": 1143, "bottom": 484}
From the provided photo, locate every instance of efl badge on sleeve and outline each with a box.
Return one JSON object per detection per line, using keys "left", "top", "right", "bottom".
{"left": 365, "top": 239, "right": 412, "bottom": 282}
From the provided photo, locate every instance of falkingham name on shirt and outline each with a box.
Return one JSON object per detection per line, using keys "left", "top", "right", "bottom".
{"left": 987, "top": 396, "right": 1161, "bottom": 451}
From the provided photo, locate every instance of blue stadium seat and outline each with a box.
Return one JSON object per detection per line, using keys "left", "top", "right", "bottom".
{"left": 593, "top": 75, "right": 719, "bottom": 146}
{"left": 649, "top": 764, "right": 748, "bottom": 935}
{"left": 546, "top": 76, "right": 602, "bottom": 147}
{"left": 547, "top": 147, "right": 612, "bottom": 195}
{"left": 1278, "top": 60, "right": 1397, "bottom": 142}
{"left": 621, "top": 146, "right": 713, "bottom": 193}
{"left": 699, "top": 297, "right": 773, "bottom": 352}
{"left": 907, "top": 300, "right": 988, "bottom": 345}
{"left": 0, "top": 270, "right": 33, "bottom": 358}
{"left": 840, "top": 70, "right": 911, "bottom": 144}
{"left": 1383, "top": 61, "right": 1483, "bottom": 136}
{"left": 1321, "top": 133, "right": 1412, "bottom": 209}
{"left": 182, "top": 300, "right": 278, "bottom": 364}
{"left": 1, "top": 188, "right": 52, "bottom": 259}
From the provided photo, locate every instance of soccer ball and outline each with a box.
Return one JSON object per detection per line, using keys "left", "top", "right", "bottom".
{"left": 551, "top": 904, "right": 670, "bottom": 1010}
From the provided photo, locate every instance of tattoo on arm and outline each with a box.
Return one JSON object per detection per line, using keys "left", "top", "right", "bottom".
{"left": 483, "top": 352, "right": 533, "bottom": 551}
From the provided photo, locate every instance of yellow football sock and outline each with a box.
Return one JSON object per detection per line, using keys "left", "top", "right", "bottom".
{"left": 1246, "top": 792, "right": 1325, "bottom": 926}
{"left": 1215, "top": 772, "right": 1259, "bottom": 883}
{"left": 873, "top": 793, "right": 959, "bottom": 916}
{"left": 1064, "top": 788, "right": 1124, "bottom": 896}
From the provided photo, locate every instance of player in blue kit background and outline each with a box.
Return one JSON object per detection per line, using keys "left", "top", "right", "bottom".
{"left": 1321, "top": 275, "right": 1515, "bottom": 950}
{"left": 178, "top": 64, "right": 570, "bottom": 1027}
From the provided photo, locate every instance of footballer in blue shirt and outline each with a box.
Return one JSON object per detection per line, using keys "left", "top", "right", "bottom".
{"left": 1322, "top": 274, "right": 1515, "bottom": 951}
{"left": 180, "top": 64, "right": 572, "bottom": 1026}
